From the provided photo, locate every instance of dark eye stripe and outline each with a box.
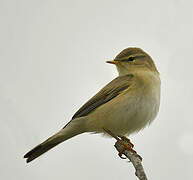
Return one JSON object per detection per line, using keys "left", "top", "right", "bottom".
{"left": 116, "top": 55, "right": 146, "bottom": 62}
{"left": 120, "top": 59, "right": 130, "bottom": 62}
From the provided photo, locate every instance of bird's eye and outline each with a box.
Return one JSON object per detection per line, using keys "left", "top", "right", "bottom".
{"left": 128, "top": 57, "right": 135, "bottom": 61}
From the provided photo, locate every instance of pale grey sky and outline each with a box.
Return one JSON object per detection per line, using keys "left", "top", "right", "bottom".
{"left": 1, "top": 0, "right": 193, "bottom": 179}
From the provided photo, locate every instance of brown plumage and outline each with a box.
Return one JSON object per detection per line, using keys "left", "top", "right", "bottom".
{"left": 24, "top": 47, "right": 160, "bottom": 163}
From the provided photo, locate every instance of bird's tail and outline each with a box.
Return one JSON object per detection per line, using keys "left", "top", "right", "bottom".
{"left": 24, "top": 119, "right": 85, "bottom": 163}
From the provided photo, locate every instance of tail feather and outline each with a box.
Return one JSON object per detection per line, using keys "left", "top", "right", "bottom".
{"left": 24, "top": 140, "right": 60, "bottom": 163}
{"left": 24, "top": 119, "right": 85, "bottom": 163}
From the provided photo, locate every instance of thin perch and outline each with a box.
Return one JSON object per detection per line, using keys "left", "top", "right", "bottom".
{"left": 104, "top": 128, "right": 148, "bottom": 180}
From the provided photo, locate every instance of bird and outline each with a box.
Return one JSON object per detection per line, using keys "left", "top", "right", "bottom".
{"left": 24, "top": 47, "right": 161, "bottom": 163}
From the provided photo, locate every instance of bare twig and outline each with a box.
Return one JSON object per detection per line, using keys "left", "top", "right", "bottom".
{"left": 103, "top": 128, "right": 148, "bottom": 180}
{"left": 115, "top": 141, "right": 148, "bottom": 180}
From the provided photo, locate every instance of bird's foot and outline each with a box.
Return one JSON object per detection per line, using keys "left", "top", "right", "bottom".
{"left": 118, "top": 136, "right": 134, "bottom": 148}
{"left": 103, "top": 128, "right": 137, "bottom": 159}
{"left": 117, "top": 136, "right": 136, "bottom": 159}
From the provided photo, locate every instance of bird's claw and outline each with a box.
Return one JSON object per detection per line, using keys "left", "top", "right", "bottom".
{"left": 118, "top": 147, "right": 127, "bottom": 159}
{"left": 118, "top": 136, "right": 134, "bottom": 148}
{"left": 117, "top": 139, "right": 136, "bottom": 159}
{"left": 103, "top": 128, "right": 137, "bottom": 159}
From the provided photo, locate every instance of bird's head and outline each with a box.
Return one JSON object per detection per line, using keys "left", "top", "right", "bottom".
{"left": 106, "top": 47, "right": 159, "bottom": 76}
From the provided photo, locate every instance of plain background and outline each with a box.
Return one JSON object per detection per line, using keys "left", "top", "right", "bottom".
{"left": 1, "top": 0, "right": 193, "bottom": 179}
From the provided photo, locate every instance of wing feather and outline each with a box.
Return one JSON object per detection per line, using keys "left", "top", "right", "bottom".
{"left": 63, "top": 74, "right": 134, "bottom": 128}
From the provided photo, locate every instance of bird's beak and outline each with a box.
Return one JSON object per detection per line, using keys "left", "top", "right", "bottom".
{"left": 106, "top": 60, "right": 118, "bottom": 65}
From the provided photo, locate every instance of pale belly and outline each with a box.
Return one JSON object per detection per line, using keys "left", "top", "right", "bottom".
{"left": 105, "top": 93, "right": 160, "bottom": 135}
{"left": 86, "top": 74, "right": 160, "bottom": 136}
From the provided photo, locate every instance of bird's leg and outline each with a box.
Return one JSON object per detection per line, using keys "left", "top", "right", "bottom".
{"left": 103, "top": 128, "right": 136, "bottom": 159}
{"left": 103, "top": 128, "right": 120, "bottom": 141}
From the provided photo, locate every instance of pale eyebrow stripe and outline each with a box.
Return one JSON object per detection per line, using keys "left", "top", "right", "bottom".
{"left": 135, "top": 55, "right": 146, "bottom": 58}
